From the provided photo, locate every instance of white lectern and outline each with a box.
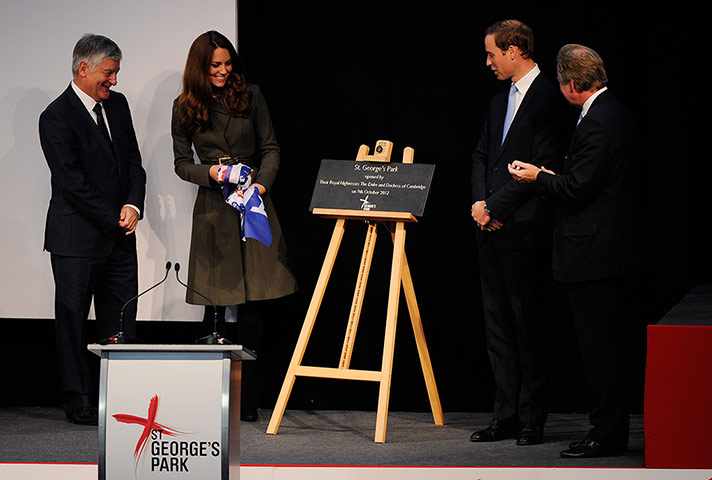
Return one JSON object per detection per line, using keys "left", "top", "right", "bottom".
{"left": 89, "top": 344, "right": 255, "bottom": 480}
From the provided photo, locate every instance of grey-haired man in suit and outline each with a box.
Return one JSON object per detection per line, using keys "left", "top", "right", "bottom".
{"left": 510, "top": 43, "right": 639, "bottom": 458}
{"left": 39, "top": 34, "right": 146, "bottom": 424}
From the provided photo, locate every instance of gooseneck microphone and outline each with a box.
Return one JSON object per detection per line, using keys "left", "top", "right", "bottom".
{"left": 99, "top": 261, "right": 173, "bottom": 345}
{"left": 174, "top": 263, "right": 231, "bottom": 345}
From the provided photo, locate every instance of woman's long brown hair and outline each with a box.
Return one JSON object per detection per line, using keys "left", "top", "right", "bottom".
{"left": 175, "top": 31, "right": 252, "bottom": 134}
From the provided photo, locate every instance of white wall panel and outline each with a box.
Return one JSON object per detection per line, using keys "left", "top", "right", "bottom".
{"left": 0, "top": 0, "right": 237, "bottom": 320}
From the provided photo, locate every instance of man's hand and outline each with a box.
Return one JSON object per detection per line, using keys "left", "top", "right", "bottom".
{"left": 471, "top": 200, "right": 489, "bottom": 226}
{"left": 482, "top": 218, "right": 503, "bottom": 232}
{"left": 118, "top": 205, "right": 139, "bottom": 235}
{"left": 509, "top": 160, "right": 549, "bottom": 183}
{"left": 471, "top": 200, "right": 502, "bottom": 231}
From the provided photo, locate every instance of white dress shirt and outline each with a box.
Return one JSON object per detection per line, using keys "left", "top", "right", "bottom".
{"left": 71, "top": 80, "right": 112, "bottom": 140}
{"left": 510, "top": 64, "right": 540, "bottom": 117}
{"left": 579, "top": 86, "right": 608, "bottom": 123}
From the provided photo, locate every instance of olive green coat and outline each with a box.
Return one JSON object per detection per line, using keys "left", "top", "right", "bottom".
{"left": 171, "top": 84, "right": 298, "bottom": 305}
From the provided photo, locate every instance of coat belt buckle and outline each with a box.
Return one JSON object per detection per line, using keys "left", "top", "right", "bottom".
{"left": 217, "top": 155, "right": 232, "bottom": 166}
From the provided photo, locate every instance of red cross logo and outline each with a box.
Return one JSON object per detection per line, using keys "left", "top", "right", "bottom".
{"left": 113, "top": 395, "right": 188, "bottom": 473}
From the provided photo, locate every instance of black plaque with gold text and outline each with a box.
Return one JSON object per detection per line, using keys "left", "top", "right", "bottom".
{"left": 309, "top": 159, "right": 434, "bottom": 216}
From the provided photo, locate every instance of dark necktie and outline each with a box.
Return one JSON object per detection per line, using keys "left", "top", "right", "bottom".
{"left": 92, "top": 102, "right": 112, "bottom": 145}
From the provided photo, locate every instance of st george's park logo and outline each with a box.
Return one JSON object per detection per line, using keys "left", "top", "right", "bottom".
{"left": 113, "top": 395, "right": 221, "bottom": 476}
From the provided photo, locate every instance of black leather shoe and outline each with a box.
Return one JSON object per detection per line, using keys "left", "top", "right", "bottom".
{"left": 240, "top": 408, "right": 258, "bottom": 422}
{"left": 560, "top": 438, "right": 624, "bottom": 458}
{"left": 65, "top": 405, "right": 98, "bottom": 426}
{"left": 470, "top": 420, "right": 517, "bottom": 442}
{"left": 516, "top": 424, "right": 543, "bottom": 445}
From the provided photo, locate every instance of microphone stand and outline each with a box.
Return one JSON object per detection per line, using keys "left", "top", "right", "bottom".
{"left": 98, "top": 261, "right": 172, "bottom": 345}
{"left": 174, "top": 263, "right": 231, "bottom": 345}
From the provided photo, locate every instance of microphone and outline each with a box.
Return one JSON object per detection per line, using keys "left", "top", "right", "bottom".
{"left": 98, "top": 261, "right": 172, "bottom": 345}
{"left": 174, "top": 263, "right": 231, "bottom": 345}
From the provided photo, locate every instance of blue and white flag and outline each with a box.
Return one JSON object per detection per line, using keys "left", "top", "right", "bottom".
{"left": 217, "top": 163, "right": 252, "bottom": 185}
{"left": 240, "top": 186, "right": 272, "bottom": 247}
{"left": 217, "top": 164, "right": 273, "bottom": 247}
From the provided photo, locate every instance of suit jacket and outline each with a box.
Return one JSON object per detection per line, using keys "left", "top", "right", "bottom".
{"left": 535, "top": 90, "right": 638, "bottom": 283}
{"left": 471, "top": 72, "right": 569, "bottom": 250}
{"left": 39, "top": 84, "right": 146, "bottom": 257}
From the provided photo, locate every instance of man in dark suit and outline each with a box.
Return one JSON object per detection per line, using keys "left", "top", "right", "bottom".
{"left": 509, "top": 43, "right": 639, "bottom": 458}
{"left": 39, "top": 34, "right": 146, "bottom": 425}
{"left": 470, "top": 19, "right": 568, "bottom": 446}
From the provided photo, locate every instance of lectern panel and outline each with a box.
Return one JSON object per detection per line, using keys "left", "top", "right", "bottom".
{"left": 89, "top": 345, "right": 251, "bottom": 480}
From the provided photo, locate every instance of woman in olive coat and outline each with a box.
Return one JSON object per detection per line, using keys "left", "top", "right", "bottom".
{"left": 171, "top": 31, "right": 298, "bottom": 420}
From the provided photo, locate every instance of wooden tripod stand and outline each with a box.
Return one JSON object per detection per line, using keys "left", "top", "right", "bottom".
{"left": 266, "top": 141, "right": 443, "bottom": 443}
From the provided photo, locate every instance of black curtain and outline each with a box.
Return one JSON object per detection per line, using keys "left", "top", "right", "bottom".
{"left": 235, "top": 2, "right": 703, "bottom": 413}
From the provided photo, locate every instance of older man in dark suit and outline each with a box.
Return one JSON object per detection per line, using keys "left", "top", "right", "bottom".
{"left": 470, "top": 19, "right": 569, "bottom": 446}
{"left": 39, "top": 34, "right": 146, "bottom": 425}
{"left": 509, "top": 43, "right": 639, "bottom": 458}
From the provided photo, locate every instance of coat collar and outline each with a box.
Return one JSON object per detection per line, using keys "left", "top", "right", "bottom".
{"left": 209, "top": 96, "right": 230, "bottom": 115}
{"left": 580, "top": 87, "right": 608, "bottom": 121}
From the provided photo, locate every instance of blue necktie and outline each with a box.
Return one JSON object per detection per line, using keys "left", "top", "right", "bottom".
{"left": 501, "top": 83, "right": 518, "bottom": 145}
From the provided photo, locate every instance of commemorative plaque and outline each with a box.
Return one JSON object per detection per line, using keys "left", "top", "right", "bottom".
{"left": 309, "top": 159, "right": 435, "bottom": 216}
{"left": 269, "top": 147, "right": 444, "bottom": 444}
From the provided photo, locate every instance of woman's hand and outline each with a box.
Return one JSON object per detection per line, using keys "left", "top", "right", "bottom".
{"left": 209, "top": 165, "right": 221, "bottom": 182}
{"left": 210, "top": 165, "right": 266, "bottom": 194}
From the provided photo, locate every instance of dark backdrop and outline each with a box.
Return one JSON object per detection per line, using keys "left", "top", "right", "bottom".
{"left": 3, "top": 3, "right": 704, "bottom": 418}
{"left": 232, "top": 2, "right": 702, "bottom": 414}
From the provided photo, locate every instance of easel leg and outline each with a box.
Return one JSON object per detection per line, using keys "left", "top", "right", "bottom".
{"left": 266, "top": 219, "right": 346, "bottom": 435}
{"left": 374, "top": 222, "right": 406, "bottom": 443}
{"left": 400, "top": 253, "right": 444, "bottom": 425}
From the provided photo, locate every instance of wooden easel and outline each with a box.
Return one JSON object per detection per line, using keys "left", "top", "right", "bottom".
{"left": 266, "top": 140, "right": 444, "bottom": 443}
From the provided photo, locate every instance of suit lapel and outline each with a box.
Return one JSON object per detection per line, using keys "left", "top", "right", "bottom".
{"left": 567, "top": 91, "right": 609, "bottom": 157}
{"left": 210, "top": 98, "right": 234, "bottom": 156}
{"left": 497, "top": 74, "right": 543, "bottom": 156}
{"left": 65, "top": 85, "right": 117, "bottom": 160}
{"left": 493, "top": 88, "right": 508, "bottom": 153}
{"left": 514, "top": 74, "right": 542, "bottom": 120}
{"left": 102, "top": 97, "right": 122, "bottom": 174}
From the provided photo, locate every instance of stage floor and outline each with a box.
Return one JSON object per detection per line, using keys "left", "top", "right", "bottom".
{"left": 4, "top": 407, "right": 712, "bottom": 479}
{"left": 1, "top": 406, "right": 644, "bottom": 467}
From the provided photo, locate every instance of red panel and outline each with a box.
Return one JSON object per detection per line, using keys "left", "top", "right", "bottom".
{"left": 645, "top": 325, "right": 712, "bottom": 468}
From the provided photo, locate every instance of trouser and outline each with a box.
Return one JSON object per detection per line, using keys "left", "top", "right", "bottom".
{"left": 478, "top": 242, "right": 550, "bottom": 427}
{"left": 566, "top": 276, "right": 630, "bottom": 447}
{"left": 51, "top": 244, "right": 138, "bottom": 413}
